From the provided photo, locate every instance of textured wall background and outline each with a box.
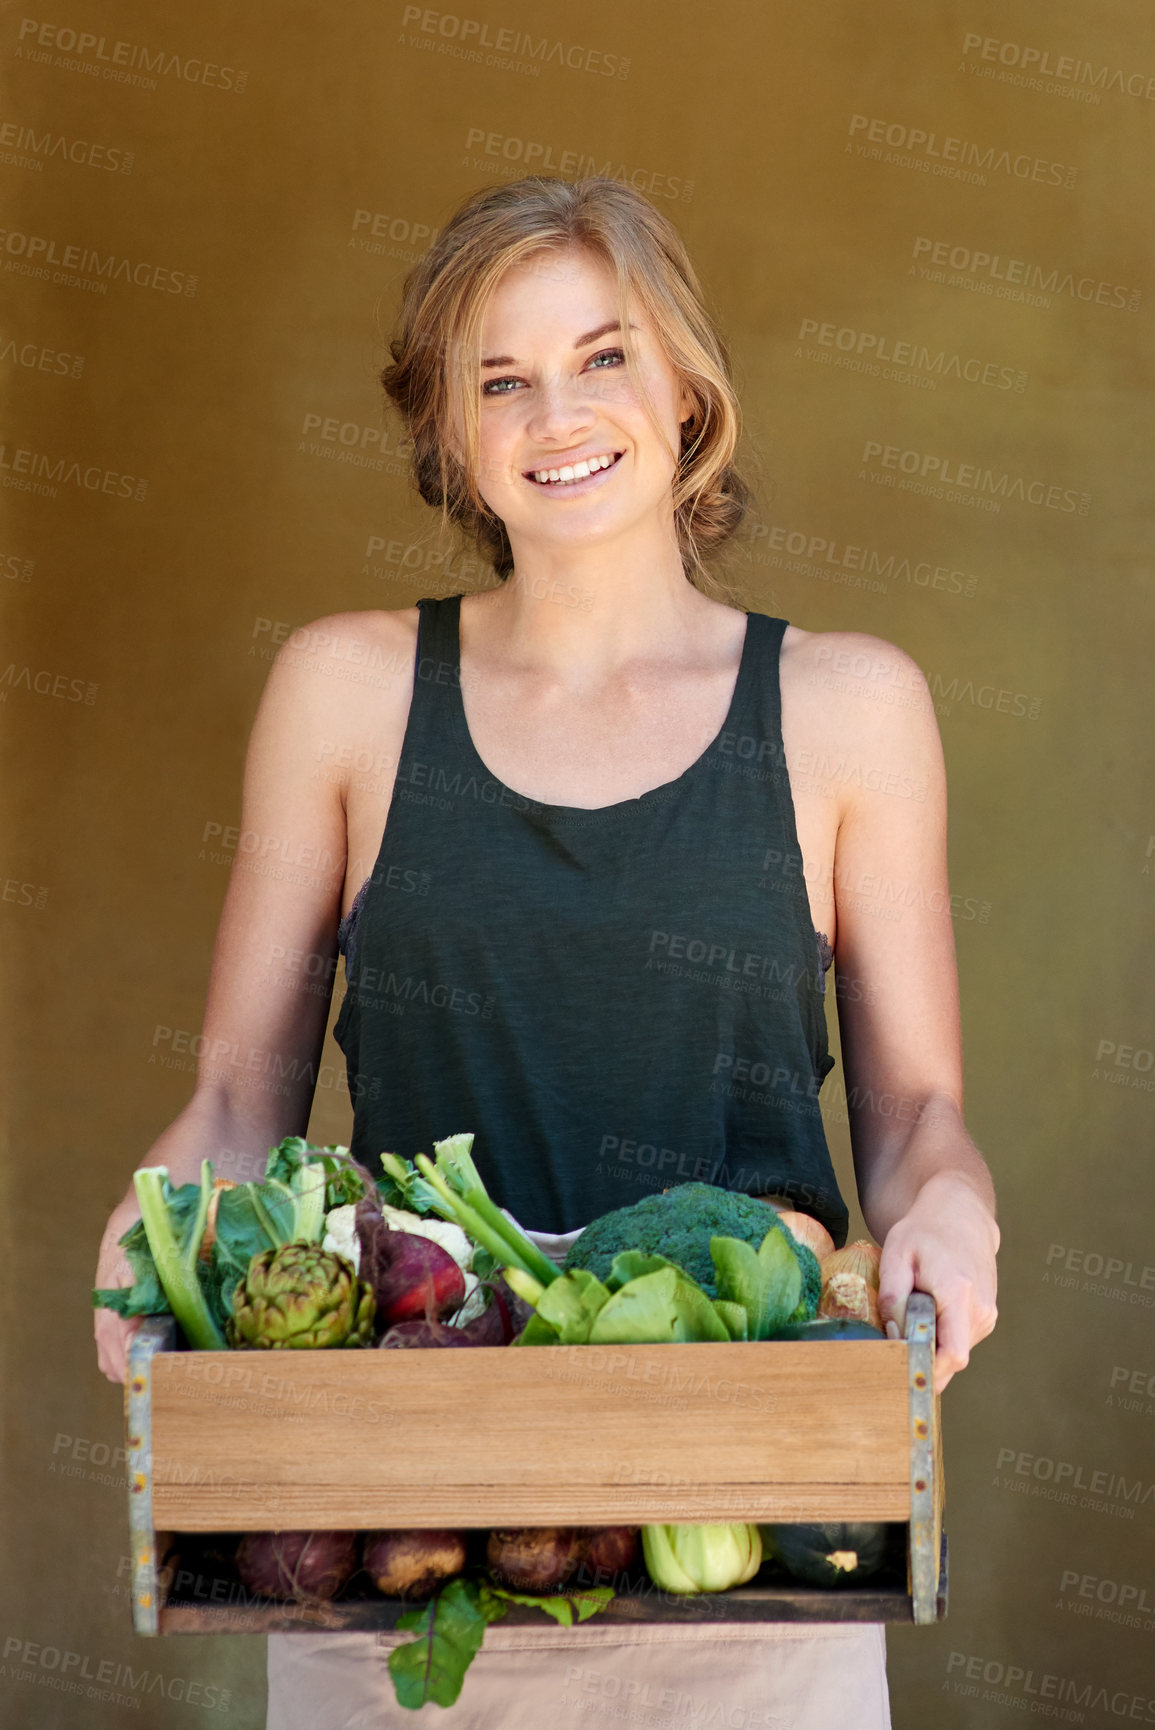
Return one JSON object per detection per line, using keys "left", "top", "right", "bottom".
{"left": 2, "top": 1, "right": 1152, "bottom": 1724}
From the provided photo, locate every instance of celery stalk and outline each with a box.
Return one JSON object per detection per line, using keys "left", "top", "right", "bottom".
{"left": 134, "top": 1162, "right": 226, "bottom": 1349}
{"left": 414, "top": 1155, "right": 558, "bottom": 1286}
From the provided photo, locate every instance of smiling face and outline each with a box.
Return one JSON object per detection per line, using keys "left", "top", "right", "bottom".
{"left": 465, "top": 246, "right": 694, "bottom": 563}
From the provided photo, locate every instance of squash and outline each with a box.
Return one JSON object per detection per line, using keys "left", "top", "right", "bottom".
{"left": 764, "top": 1521, "right": 891, "bottom": 1587}
{"left": 766, "top": 1318, "right": 885, "bottom": 1341}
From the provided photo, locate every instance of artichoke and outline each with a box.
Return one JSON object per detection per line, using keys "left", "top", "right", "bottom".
{"left": 227, "top": 1242, "right": 376, "bottom": 1349}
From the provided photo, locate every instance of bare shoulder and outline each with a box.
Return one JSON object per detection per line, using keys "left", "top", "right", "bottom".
{"left": 258, "top": 606, "right": 419, "bottom": 717}
{"left": 779, "top": 624, "right": 943, "bottom": 808}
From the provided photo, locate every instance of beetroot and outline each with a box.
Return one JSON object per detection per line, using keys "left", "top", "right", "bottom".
{"left": 356, "top": 1206, "right": 466, "bottom": 1328}
{"left": 235, "top": 1530, "right": 357, "bottom": 1602}
{"left": 577, "top": 1527, "right": 640, "bottom": 1581}
{"left": 363, "top": 1529, "right": 467, "bottom": 1598}
{"left": 486, "top": 1527, "right": 586, "bottom": 1592}
{"left": 379, "top": 1319, "right": 480, "bottom": 1349}
{"left": 378, "top": 1278, "right": 523, "bottom": 1348}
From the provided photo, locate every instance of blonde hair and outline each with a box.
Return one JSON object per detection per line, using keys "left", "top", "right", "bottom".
{"left": 381, "top": 176, "right": 751, "bottom": 598}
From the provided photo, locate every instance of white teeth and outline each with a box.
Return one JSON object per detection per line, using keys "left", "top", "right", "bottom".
{"left": 530, "top": 453, "right": 618, "bottom": 485}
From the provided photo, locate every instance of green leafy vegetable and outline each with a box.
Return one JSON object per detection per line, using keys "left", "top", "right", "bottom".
{"left": 641, "top": 1524, "right": 762, "bottom": 1594}
{"left": 535, "top": 1268, "right": 612, "bottom": 1344}
{"left": 387, "top": 1577, "right": 507, "bottom": 1709}
{"left": 709, "top": 1230, "right": 802, "bottom": 1341}
{"left": 127, "top": 1164, "right": 226, "bottom": 1350}
{"left": 414, "top": 1135, "right": 559, "bottom": 1289}
{"left": 387, "top": 1577, "right": 615, "bottom": 1709}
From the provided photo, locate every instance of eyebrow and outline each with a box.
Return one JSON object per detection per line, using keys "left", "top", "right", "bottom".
{"left": 480, "top": 320, "right": 637, "bottom": 369}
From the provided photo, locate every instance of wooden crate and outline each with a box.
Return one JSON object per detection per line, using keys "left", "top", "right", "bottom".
{"left": 125, "top": 1292, "right": 945, "bottom": 1633}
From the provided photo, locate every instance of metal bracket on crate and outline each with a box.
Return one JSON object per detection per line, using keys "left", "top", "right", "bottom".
{"left": 904, "top": 1290, "right": 942, "bottom": 1624}
{"left": 126, "top": 1316, "right": 177, "bottom": 1637}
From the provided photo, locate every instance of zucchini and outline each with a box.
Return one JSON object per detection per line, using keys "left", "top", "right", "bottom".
{"left": 767, "top": 1318, "right": 885, "bottom": 1341}
{"left": 764, "top": 1521, "right": 891, "bottom": 1587}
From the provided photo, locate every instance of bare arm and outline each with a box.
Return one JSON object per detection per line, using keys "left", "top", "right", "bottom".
{"left": 820, "top": 635, "right": 999, "bottom": 1392}
{"left": 93, "top": 610, "right": 413, "bottom": 1380}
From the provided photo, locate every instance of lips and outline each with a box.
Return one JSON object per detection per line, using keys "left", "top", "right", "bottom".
{"left": 524, "top": 450, "right": 624, "bottom": 487}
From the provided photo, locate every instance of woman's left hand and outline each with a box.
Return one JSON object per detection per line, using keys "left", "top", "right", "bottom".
{"left": 876, "top": 1172, "right": 1000, "bottom": 1393}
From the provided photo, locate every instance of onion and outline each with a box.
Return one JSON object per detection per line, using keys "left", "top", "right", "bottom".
{"left": 774, "top": 1210, "right": 836, "bottom": 1261}
{"left": 820, "top": 1240, "right": 881, "bottom": 1289}
{"left": 819, "top": 1272, "right": 882, "bottom": 1329}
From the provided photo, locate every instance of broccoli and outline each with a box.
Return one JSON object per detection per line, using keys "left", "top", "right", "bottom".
{"left": 564, "top": 1182, "right": 821, "bottom": 1318}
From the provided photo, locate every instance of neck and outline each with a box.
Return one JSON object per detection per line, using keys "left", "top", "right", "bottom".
{"left": 468, "top": 521, "right": 730, "bottom": 688}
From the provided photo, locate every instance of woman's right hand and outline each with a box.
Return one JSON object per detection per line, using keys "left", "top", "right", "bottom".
{"left": 94, "top": 1196, "right": 144, "bottom": 1385}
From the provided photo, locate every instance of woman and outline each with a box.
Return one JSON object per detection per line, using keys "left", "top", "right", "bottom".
{"left": 95, "top": 177, "right": 999, "bottom": 1728}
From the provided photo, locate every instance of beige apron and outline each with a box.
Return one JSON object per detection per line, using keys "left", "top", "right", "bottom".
{"left": 265, "top": 1220, "right": 892, "bottom": 1729}
{"left": 266, "top": 1620, "right": 891, "bottom": 1728}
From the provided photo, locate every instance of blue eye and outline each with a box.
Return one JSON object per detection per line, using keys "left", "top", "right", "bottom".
{"left": 587, "top": 347, "right": 625, "bottom": 370}
{"left": 481, "top": 375, "right": 520, "bottom": 397}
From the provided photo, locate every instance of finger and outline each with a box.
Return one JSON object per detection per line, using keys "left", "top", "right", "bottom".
{"left": 877, "top": 1245, "right": 915, "bottom": 1339}
{"left": 932, "top": 1295, "right": 971, "bottom": 1392}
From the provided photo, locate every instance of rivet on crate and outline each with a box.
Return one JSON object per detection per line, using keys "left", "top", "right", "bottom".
{"left": 132, "top": 1473, "right": 147, "bottom": 1494}
{"left": 131, "top": 1377, "right": 146, "bottom": 1394}
{"left": 913, "top": 1373, "right": 927, "bottom": 1389}
{"left": 129, "top": 1434, "right": 142, "bottom": 1449}
{"left": 914, "top": 1419, "right": 928, "bottom": 1439}
{"left": 914, "top": 1479, "right": 927, "bottom": 1493}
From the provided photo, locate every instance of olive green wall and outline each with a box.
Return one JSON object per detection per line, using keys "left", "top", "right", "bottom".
{"left": 3, "top": 2, "right": 1152, "bottom": 1724}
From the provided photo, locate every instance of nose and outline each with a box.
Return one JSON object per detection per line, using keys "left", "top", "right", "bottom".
{"left": 525, "top": 372, "right": 597, "bottom": 448}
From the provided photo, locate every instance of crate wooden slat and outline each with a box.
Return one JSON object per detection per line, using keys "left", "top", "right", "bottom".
{"left": 126, "top": 1292, "right": 946, "bottom": 1632}
{"left": 149, "top": 1338, "right": 911, "bottom": 1530}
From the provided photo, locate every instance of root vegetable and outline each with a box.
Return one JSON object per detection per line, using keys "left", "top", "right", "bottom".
{"left": 486, "top": 1527, "right": 585, "bottom": 1592}
{"left": 576, "top": 1527, "right": 640, "bottom": 1579}
{"left": 357, "top": 1209, "right": 467, "bottom": 1328}
{"left": 363, "top": 1529, "right": 468, "bottom": 1599}
{"left": 235, "top": 1530, "right": 357, "bottom": 1602}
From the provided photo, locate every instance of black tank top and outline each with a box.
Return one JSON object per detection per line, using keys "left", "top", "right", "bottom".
{"left": 334, "top": 594, "right": 848, "bottom": 1246}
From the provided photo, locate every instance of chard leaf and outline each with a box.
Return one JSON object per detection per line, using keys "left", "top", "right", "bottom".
{"left": 388, "top": 1578, "right": 509, "bottom": 1710}
{"left": 669, "top": 1276, "right": 732, "bottom": 1343}
{"left": 710, "top": 1230, "right": 801, "bottom": 1340}
{"left": 605, "top": 1250, "right": 680, "bottom": 1291}
{"left": 536, "top": 1269, "right": 612, "bottom": 1342}
{"left": 92, "top": 1219, "right": 168, "bottom": 1317}
{"left": 586, "top": 1266, "right": 729, "bottom": 1344}
{"left": 712, "top": 1299, "right": 749, "bottom": 1340}
{"left": 480, "top": 1583, "right": 615, "bottom": 1625}
{"left": 512, "top": 1313, "right": 561, "bottom": 1346}
{"left": 264, "top": 1137, "right": 366, "bottom": 1209}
